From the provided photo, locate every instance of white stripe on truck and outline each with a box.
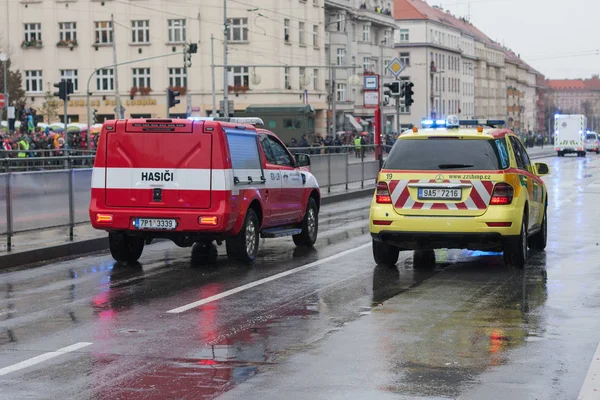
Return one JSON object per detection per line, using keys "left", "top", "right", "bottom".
{"left": 91, "top": 168, "right": 319, "bottom": 191}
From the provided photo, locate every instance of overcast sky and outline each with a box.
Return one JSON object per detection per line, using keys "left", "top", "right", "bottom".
{"left": 440, "top": 0, "right": 597, "bottom": 80}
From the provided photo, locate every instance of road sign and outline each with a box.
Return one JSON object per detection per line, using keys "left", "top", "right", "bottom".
{"left": 0, "top": 53, "right": 6, "bottom": 62}
{"left": 364, "top": 75, "right": 379, "bottom": 90}
{"left": 0, "top": 94, "right": 5, "bottom": 108}
{"left": 113, "top": 105, "right": 126, "bottom": 117}
{"left": 219, "top": 100, "right": 234, "bottom": 112}
{"left": 386, "top": 58, "right": 405, "bottom": 79}
{"left": 363, "top": 91, "right": 379, "bottom": 108}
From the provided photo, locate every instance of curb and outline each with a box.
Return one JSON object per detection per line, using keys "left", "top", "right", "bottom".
{"left": 0, "top": 188, "right": 376, "bottom": 271}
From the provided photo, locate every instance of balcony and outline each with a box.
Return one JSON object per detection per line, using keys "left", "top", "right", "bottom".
{"left": 355, "top": 4, "right": 395, "bottom": 28}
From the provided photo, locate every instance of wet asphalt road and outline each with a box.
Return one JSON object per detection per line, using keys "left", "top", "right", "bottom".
{"left": 1, "top": 153, "right": 600, "bottom": 400}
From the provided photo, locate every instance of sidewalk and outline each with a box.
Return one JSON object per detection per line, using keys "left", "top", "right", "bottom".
{"left": 0, "top": 181, "right": 376, "bottom": 270}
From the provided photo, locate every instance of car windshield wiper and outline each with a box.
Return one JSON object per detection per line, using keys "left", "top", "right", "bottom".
{"left": 437, "top": 163, "right": 475, "bottom": 169}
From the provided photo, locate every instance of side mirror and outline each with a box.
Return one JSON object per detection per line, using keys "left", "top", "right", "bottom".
{"left": 535, "top": 162, "right": 550, "bottom": 176}
{"left": 295, "top": 153, "right": 311, "bottom": 167}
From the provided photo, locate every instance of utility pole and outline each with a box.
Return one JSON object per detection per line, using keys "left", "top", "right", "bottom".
{"left": 396, "top": 96, "right": 401, "bottom": 134}
{"left": 111, "top": 14, "right": 123, "bottom": 119}
{"left": 211, "top": 34, "right": 217, "bottom": 116}
{"left": 165, "top": 88, "right": 170, "bottom": 118}
{"left": 222, "top": 0, "right": 229, "bottom": 117}
{"left": 331, "top": 45, "right": 336, "bottom": 136}
{"left": 184, "top": 49, "right": 191, "bottom": 117}
{"left": 1, "top": 53, "right": 7, "bottom": 123}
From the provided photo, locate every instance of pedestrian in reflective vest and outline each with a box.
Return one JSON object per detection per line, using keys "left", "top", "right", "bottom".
{"left": 354, "top": 136, "right": 362, "bottom": 158}
{"left": 18, "top": 135, "right": 30, "bottom": 158}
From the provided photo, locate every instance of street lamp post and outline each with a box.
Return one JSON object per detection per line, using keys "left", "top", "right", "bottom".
{"left": 85, "top": 51, "right": 184, "bottom": 149}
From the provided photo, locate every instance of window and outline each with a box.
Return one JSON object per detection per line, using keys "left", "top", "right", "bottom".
{"left": 336, "top": 83, "right": 346, "bottom": 102}
{"left": 24, "top": 23, "right": 42, "bottom": 42}
{"left": 168, "top": 67, "right": 186, "bottom": 87}
{"left": 363, "top": 57, "right": 371, "bottom": 71}
{"left": 261, "top": 135, "right": 293, "bottom": 166}
{"left": 96, "top": 68, "right": 114, "bottom": 91}
{"left": 385, "top": 138, "right": 506, "bottom": 170}
{"left": 384, "top": 29, "right": 391, "bottom": 46}
{"left": 362, "top": 24, "right": 370, "bottom": 42}
{"left": 228, "top": 66, "right": 249, "bottom": 87}
{"left": 336, "top": 48, "right": 345, "bottom": 66}
{"left": 399, "top": 29, "right": 409, "bottom": 42}
{"left": 299, "top": 67, "right": 306, "bottom": 88}
{"left": 227, "top": 18, "right": 248, "bottom": 42}
{"left": 510, "top": 136, "right": 531, "bottom": 172}
{"left": 298, "top": 22, "right": 305, "bottom": 45}
{"left": 284, "top": 67, "right": 290, "bottom": 89}
{"left": 25, "top": 70, "right": 43, "bottom": 92}
{"left": 59, "top": 22, "right": 77, "bottom": 42}
{"left": 132, "top": 20, "right": 150, "bottom": 44}
{"left": 284, "top": 19, "right": 290, "bottom": 42}
{"left": 94, "top": 21, "right": 113, "bottom": 44}
{"left": 168, "top": 19, "right": 186, "bottom": 43}
{"left": 312, "top": 25, "right": 318, "bottom": 47}
{"left": 60, "top": 69, "right": 78, "bottom": 92}
{"left": 383, "top": 59, "right": 391, "bottom": 76}
{"left": 132, "top": 68, "right": 151, "bottom": 88}
{"left": 335, "top": 13, "right": 345, "bottom": 32}
{"left": 399, "top": 52, "right": 410, "bottom": 67}
{"left": 313, "top": 69, "right": 318, "bottom": 90}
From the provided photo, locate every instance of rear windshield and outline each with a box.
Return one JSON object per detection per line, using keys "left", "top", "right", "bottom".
{"left": 586, "top": 134, "right": 597, "bottom": 140}
{"left": 384, "top": 138, "right": 508, "bottom": 171}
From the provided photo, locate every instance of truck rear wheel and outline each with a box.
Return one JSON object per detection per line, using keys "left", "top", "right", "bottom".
{"left": 109, "top": 232, "right": 145, "bottom": 263}
{"left": 226, "top": 208, "right": 260, "bottom": 264}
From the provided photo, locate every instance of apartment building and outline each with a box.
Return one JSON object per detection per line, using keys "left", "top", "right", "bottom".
{"left": 548, "top": 76, "right": 600, "bottom": 130}
{"left": 393, "top": 0, "right": 544, "bottom": 130}
{"left": 324, "top": 0, "right": 396, "bottom": 133}
{"left": 2, "top": 0, "right": 328, "bottom": 133}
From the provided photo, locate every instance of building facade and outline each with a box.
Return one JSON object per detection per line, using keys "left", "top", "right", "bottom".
{"left": 324, "top": 0, "right": 396, "bottom": 134}
{"left": 548, "top": 76, "right": 600, "bottom": 131}
{"left": 3, "top": 0, "right": 330, "bottom": 135}
{"left": 393, "top": 0, "right": 544, "bottom": 130}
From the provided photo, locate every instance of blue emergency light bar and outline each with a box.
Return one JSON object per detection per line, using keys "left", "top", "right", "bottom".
{"left": 421, "top": 119, "right": 446, "bottom": 128}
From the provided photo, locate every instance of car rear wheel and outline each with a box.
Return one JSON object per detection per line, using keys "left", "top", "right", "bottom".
{"left": 529, "top": 208, "right": 547, "bottom": 251}
{"left": 293, "top": 197, "right": 319, "bottom": 247}
{"left": 503, "top": 216, "right": 528, "bottom": 269}
{"left": 109, "top": 232, "right": 145, "bottom": 263}
{"left": 372, "top": 239, "right": 400, "bottom": 267}
{"left": 226, "top": 208, "right": 260, "bottom": 264}
{"left": 557, "top": 151, "right": 563, "bottom": 157}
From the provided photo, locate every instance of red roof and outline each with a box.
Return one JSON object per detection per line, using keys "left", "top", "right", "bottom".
{"left": 548, "top": 80, "right": 587, "bottom": 90}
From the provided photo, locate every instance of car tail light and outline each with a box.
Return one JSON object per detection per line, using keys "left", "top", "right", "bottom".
{"left": 199, "top": 216, "right": 218, "bottom": 225}
{"left": 486, "top": 222, "right": 513, "bottom": 227}
{"left": 490, "top": 183, "right": 514, "bottom": 205}
{"left": 376, "top": 182, "right": 392, "bottom": 204}
{"left": 578, "top": 147, "right": 583, "bottom": 151}
{"left": 96, "top": 213, "right": 114, "bottom": 223}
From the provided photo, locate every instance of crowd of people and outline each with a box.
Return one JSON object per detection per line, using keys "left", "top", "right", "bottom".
{"left": 1, "top": 108, "right": 98, "bottom": 159}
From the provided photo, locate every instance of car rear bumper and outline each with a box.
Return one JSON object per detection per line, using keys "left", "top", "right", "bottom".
{"left": 371, "top": 231, "right": 512, "bottom": 251}
{"left": 89, "top": 206, "right": 231, "bottom": 234}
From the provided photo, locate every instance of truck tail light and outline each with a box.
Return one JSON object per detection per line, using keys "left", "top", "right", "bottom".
{"left": 490, "top": 183, "right": 514, "bottom": 205}
{"left": 199, "top": 216, "right": 218, "bottom": 225}
{"left": 376, "top": 182, "right": 392, "bottom": 204}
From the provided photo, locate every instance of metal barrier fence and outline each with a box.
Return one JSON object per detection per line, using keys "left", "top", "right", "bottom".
{"left": 0, "top": 145, "right": 385, "bottom": 250}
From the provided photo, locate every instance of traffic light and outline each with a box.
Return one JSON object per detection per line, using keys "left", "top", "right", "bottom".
{"left": 183, "top": 43, "right": 197, "bottom": 68}
{"left": 54, "top": 81, "right": 66, "bottom": 101}
{"left": 92, "top": 108, "right": 98, "bottom": 125}
{"left": 53, "top": 80, "right": 74, "bottom": 101}
{"left": 383, "top": 81, "right": 401, "bottom": 97}
{"left": 404, "top": 81, "right": 415, "bottom": 107}
{"left": 168, "top": 88, "right": 181, "bottom": 108}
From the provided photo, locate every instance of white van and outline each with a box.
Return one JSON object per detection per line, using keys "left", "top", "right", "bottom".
{"left": 555, "top": 114, "right": 587, "bottom": 157}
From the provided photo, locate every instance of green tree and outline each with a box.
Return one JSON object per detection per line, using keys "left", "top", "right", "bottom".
{"left": 0, "top": 57, "right": 26, "bottom": 113}
{"left": 40, "top": 91, "right": 60, "bottom": 123}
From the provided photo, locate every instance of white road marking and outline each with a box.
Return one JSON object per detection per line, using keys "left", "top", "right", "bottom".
{"left": 578, "top": 342, "right": 600, "bottom": 400}
{"left": 0, "top": 342, "right": 92, "bottom": 377}
{"left": 167, "top": 243, "right": 372, "bottom": 314}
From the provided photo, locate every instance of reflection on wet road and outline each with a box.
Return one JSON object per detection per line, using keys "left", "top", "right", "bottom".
{"left": 1, "top": 154, "right": 600, "bottom": 399}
